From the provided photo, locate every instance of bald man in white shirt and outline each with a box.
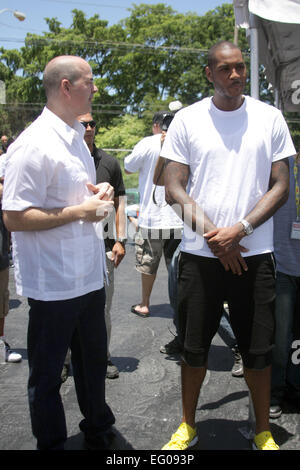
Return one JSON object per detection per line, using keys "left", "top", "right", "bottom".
{"left": 2, "top": 56, "right": 116, "bottom": 450}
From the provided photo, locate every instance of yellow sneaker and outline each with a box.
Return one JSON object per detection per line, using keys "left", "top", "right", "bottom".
{"left": 162, "top": 423, "right": 198, "bottom": 450}
{"left": 253, "top": 431, "right": 279, "bottom": 450}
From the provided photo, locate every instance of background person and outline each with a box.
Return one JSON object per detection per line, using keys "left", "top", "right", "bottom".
{"left": 77, "top": 112, "right": 126, "bottom": 379}
{"left": 270, "top": 152, "right": 300, "bottom": 418}
{"left": 124, "top": 111, "right": 183, "bottom": 318}
{"left": 0, "top": 138, "right": 21, "bottom": 363}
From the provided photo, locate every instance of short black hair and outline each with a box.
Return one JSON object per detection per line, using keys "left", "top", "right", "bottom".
{"left": 152, "top": 111, "right": 174, "bottom": 128}
{"left": 207, "top": 41, "right": 241, "bottom": 69}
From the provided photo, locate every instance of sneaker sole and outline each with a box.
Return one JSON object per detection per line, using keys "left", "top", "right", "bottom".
{"left": 252, "top": 441, "right": 279, "bottom": 450}
{"left": 106, "top": 373, "right": 119, "bottom": 379}
{"left": 6, "top": 356, "right": 22, "bottom": 363}
{"left": 269, "top": 412, "right": 282, "bottom": 419}
{"left": 188, "top": 435, "right": 198, "bottom": 448}
{"left": 232, "top": 371, "right": 244, "bottom": 377}
{"left": 269, "top": 409, "right": 282, "bottom": 419}
{"left": 162, "top": 435, "right": 198, "bottom": 451}
{"left": 160, "top": 348, "right": 181, "bottom": 355}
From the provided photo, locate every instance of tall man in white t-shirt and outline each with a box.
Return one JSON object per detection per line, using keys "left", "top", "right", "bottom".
{"left": 2, "top": 56, "right": 116, "bottom": 450}
{"left": 124, "top": 112, "right": 183, "bottom": 318}
{"left": 160, "top": 41, "right": 295, "bottom": 451}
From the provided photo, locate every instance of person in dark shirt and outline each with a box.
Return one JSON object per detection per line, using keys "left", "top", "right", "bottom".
{"left": 77, "top": 113, "right": 126, "bottom": 379}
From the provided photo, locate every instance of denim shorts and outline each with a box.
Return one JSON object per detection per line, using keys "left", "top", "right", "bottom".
{"left": 177, "top": 252, "right": 276, "bottom": 369}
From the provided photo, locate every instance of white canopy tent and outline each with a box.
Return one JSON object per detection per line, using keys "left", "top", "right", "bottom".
{"left": 233, "top": 0, "right": 300, "bottom": 112}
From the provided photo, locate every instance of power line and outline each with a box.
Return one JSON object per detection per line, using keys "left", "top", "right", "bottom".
{"left": 0, "top": 38, "right": 27, "bottom": 44}
{"left": 0, "top": 37, "right": 209, "bottom": 55}
{"left": 1, "top": 36, "right": 250, "bottom": 56}
{"left": 23, "top": 37, "right": 209, "bottom": 55}
{"left": 0, "top": 21, "right": 44, "bottom": 34}
{"left": 1, "top": 37, "right": 207, "bottom": 56}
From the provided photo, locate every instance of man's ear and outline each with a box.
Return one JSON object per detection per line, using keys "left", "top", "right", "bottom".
{"left": 61, "top": 78, "right": 71, "bottom": 97}
{"left": 205, "top": 66, "right": 213, "bottom": 83}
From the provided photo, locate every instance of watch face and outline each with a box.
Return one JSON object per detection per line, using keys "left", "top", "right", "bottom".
{"left": 241, "top": 220, "right": 253, "bottom": 235}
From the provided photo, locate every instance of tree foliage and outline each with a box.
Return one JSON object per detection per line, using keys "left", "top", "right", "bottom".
{"left": 1, "top": 2, "right": 290, "bottom": 162}
{"left": 0, "top": 4, "right": 249, "bottom": 134}
{"left": 96, "top": 113, "right": 147, "bottom": 188}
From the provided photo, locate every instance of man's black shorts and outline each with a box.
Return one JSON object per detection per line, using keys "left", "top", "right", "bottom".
{"left": 177, "top": 252, "right": 276, "bottom": 369}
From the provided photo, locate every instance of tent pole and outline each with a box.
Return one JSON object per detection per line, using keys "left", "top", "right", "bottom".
{"left": 249, "top": 13, "right": 259, "bottom": 100}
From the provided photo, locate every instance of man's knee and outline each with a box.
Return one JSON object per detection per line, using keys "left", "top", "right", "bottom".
{"left": 241, "top": 349, "right": 273, "bottom": 370}
{"left": 181, "top": 348, "right": 209, "bottom": 368}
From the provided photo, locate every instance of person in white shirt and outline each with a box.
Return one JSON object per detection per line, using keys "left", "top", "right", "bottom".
{"left": 0, "top": 140, "right": 22, "bottom": 364}
{"left": 160, "top": 41, "right": 295, "bottom": 451}
{"left": 124, "top": 112, "right": 183, "bottom": 318}
{"left": 2, "top": 55, "right": 116, "bottom": 450}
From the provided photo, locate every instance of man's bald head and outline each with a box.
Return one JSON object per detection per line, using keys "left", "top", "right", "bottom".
{"left": 43, "top": 55, "right": 90, "bottom": 98}
{"left": 207, "top": 41, "right": 242, "bottom": 70}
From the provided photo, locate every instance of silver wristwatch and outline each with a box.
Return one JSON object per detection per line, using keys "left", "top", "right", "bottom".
{"left": 240, "top": 219, "right": 254, "bottom": 236}
{"left": 116, "top": 237, "right": 127, "bottom": 245}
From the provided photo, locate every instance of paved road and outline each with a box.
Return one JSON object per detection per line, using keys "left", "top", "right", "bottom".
{"left": 1, "top": 245, "right": 299, "bottom": 452}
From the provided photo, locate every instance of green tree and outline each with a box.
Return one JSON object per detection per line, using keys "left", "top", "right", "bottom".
{"left": 104, "top": 3, "right": 249, "bottom": 109}
{"left": 96, "top": 113, "right": 149, "bottom": 187}
{"left": 0, "top": 3, "right": 275, "bottom": 141}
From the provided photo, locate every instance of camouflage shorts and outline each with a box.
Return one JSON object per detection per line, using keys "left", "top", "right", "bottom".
{"left": 135, "top": 227, "right": 181, "bottom": 275}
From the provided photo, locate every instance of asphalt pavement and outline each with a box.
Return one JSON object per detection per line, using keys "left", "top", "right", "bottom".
{"left": 0, "top": 244, "right": 299, "bottom": 453}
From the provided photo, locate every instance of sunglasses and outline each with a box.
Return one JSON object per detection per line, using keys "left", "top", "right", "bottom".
{"left": 80, "top": 120, "right": 96, "bottom": 129}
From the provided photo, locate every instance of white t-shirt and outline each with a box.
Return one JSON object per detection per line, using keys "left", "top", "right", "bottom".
{"left": 161, "top": 96, "right": 296, "bottom": 257}
{"left": 2, "top": 107, "right": 106, "bottom": 301}
{"left": 0, "top": 153, "right": 7, "bottom": 178}
{"left": 124, "top": 133, "right": 182, "bottom": 230}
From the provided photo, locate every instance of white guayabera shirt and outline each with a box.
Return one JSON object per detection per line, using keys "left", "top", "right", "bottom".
{"left": 2, "top": 107, "right": 106, "bottom": 301}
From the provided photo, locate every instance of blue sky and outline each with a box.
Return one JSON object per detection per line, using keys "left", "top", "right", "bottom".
{"left": 0, "top": 0, "right": 228, "bottom": 50}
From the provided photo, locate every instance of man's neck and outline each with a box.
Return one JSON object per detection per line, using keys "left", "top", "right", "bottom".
{"left": 212, "top": 94, "right": 244, "bottom": 112}
{"left": 46, "top": 103, "right": 76, "bottom": 128}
